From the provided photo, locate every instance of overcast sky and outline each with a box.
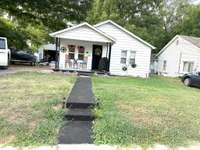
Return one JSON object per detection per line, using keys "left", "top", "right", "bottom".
{"left": 192, "top": 0, "right": 200, "bottom": 4}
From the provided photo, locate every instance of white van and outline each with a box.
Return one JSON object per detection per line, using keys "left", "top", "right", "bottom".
{"left": 0, "top": 37, "right": 10, "bottom": 67}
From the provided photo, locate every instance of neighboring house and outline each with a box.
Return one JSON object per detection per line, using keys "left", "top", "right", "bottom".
{"left": 150, "top": 54, "right": 158, "bottom": 74}
{"left": 50, "top": 20, "right": 155, "bottom": 78}
{"left": 38, "top": 44, "right": 56, "bottom": 62}
{"left": 157, "top": 35, "right": 200, "bottom": 77}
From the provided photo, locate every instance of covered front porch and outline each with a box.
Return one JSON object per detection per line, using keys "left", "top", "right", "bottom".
{"left": 49, "top": 22, "right": 115, "bottom": 72}
{"left": 58, "top": 39, "right": 112, "bottom": 72}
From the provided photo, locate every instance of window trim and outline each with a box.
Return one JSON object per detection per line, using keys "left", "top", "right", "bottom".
{"left": 68, "top": 45, "right": 76, "bottom": 60}
{"left": 182, "top": 61, "right": 194, "bottom": 73}
{"left": 120, "top": 50, "right": 128, "bottom": 64}
{"left": 129, "top": 51, "right": 136, "bottom": 65}
{"left": 78, "top": 46, "right": 85, "bottom": 60}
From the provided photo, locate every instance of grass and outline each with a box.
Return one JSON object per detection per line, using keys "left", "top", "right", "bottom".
{"left": 0, "top": 72, "right": 75, "bottom": 146}
{"left": 92, "top": 76, "right": 200, "bottom": 147}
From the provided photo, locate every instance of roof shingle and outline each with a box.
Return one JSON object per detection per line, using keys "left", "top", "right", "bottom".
{"left": 180, "top": 35, "right": 200, "bottom": 48}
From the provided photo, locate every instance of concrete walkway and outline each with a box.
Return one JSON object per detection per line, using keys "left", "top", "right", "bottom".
{"left": 58, "top": 77, "right": 96, "bottom": 144}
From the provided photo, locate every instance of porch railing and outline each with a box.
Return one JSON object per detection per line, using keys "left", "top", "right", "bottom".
{"left": 65, "top": 59, "right": 88, "bottom": 70}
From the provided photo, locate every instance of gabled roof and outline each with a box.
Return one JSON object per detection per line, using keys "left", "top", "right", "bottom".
{"left": 157, "top": 35, "right": 200, "bottom": 57}
{"left": 94, "top": 20, "right": 156, "bottom": 49}
{"left": 180, "top": 35, "right": 200, "bottom": 48}
{"left": 49, "top": 22, "right": 116, "bottom": 43}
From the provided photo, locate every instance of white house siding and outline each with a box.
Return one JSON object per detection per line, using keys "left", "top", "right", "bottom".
{"left": 55, "top": 25, "right": 112, "bottom": 43}
{"left": 96, "top": 23, "right": 152, "bottom": 78}
{"left": 158, "top": 38, "right": 180, "bottom": 77}
{"left": 59, "top": 39, "right": 108, "bottom": 70}
{"left": 158, "top": 37, "right": 200, "bottom": 77}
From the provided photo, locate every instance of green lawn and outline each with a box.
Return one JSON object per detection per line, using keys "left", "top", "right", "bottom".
{"left": 0, "top": 72, "right": 75, "bottom": 146}
{"left": 92, "top": 76, "right": 200, "bottom": 147}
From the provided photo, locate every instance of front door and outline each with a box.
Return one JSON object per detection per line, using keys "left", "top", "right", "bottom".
{"left": 92, "top": 45, "right": 102, "bottom": 70}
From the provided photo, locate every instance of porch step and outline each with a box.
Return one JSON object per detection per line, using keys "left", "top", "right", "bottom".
{"left": 66, "top": 101, "right": 96, "bottom": 109}
{"left": 58, "top": 121, "right": 93, "bottom": 144}
{"left": 78, "top": 71, "right": 94, "bottom": 76}
{"left": 95, "top": 71, "right": 108, "bottom": 75}
{"left": 65, "top": 109, "right": 95, "bottom": 121}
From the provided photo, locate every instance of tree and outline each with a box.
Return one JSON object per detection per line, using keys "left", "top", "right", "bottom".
{"left": 87, "top": 0, "right": 193, "bottom": 53}
{"left": 0, "top": 0, "right": 92, "bottom": 51}
{"left": 174, "top": 5, "right": 200, "bottom": 37}
{"left": 0, "top": 0, "right": 92, "bottom": 31}
{"left": 87, "top": 0, "right": 166, "bottom": 52}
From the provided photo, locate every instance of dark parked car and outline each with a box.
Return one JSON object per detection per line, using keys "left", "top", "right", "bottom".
{"left": 11, "top": 49, "right": 36, "bottom": 65}
{"left": 182, "top": 73, "right": 200, "bottom": 87}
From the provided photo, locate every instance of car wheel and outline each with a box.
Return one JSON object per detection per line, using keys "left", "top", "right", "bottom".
{"left": 184, "top": 78, "right": 191, "bottom": 86}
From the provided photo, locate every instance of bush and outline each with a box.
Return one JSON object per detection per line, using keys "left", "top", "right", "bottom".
{"left": 98, "top": 57, "right": 109, "bottom": 71}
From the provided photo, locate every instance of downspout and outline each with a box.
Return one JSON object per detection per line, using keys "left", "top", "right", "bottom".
{"left": 178, "top": 52, "right": 182, "bottom": 74}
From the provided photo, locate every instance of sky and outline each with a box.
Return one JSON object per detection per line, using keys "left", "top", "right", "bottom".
{"left": 192, "top": 0, "right": 200, "bottom": 4}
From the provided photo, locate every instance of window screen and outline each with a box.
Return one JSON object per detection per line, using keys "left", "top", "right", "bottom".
{"left": 183, "top": 61, "right": 194, "bottom": 73}
{"left": 129, "top": 51, "right": 136, "bottom": 64}
{"left": 121, "top": 50, "right": 127, "bottom": 64}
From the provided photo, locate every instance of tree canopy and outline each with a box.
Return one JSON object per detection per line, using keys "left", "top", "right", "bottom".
{"left": 0, "top": 0, "right": 91, "bottom": 51}
{"left": 0, "top": 0, "right": 199, "bottom": 53}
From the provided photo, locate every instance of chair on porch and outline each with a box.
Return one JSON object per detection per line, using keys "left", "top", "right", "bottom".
{"left": 78, "top": 56, "right": 88, "bottom": 70}
{"left": 65, "top": 54, "right": 74, "bottom": 69}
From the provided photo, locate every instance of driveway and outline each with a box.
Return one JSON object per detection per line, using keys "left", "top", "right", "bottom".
{"left": 0, "top": 65, "right": 52, "bottom": 76}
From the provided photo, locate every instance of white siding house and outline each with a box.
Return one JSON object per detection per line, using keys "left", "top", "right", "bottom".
{"left": 50, "top": 20, "right": 155, "bottom": 78}
{"left": 157, "top": 35, "right": 200, "bottom": 77}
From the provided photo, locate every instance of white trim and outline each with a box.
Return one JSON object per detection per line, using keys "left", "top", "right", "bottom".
{"left": 49, "top": 22, "right": 116, "bottom": 43}
{"left": 180, "top": 36, "right": 200, "bottom": 50}
{"left": 157, "top": 35, "right": 200, "bottom": 57}
{"left": 156, "top": 35, "right": 180, "bottom": 57}
{"left": 95, "top": 20, "right": 156, "bottom": 49}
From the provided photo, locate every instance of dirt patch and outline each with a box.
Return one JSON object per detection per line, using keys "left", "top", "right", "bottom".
{"left": 0, "top": 135, "right": 15, "bottom": 145}
{"left": 52, "top": 103, "right": 63, "bottom": 111}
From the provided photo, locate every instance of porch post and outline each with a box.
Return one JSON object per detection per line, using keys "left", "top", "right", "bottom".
{"left": 55, "top": 37, "right": 60, "bottom": 70}
{"left": 108, "top": 43, "right": 112, "bottom": 72}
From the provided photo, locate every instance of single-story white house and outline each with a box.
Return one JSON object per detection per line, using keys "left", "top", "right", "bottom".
{"left": 156, "top": 35, "right": 200, "bottom": 77}
{"left": 49, "top": 20, "right": 155, "bottom": 78}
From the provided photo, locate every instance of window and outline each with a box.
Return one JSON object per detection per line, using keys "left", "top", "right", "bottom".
{"left": 129, "top": 51, "right": 136, "bottom": 65}
{"left": 78, "top": 46, "right": 85, "bottom": 60}
{"left": 163, "top": 60, "right": 167, "bottom": 71}
{"left": 0, "top": 39, "right": 6, "bottom": 49}
{"left": 68, "top": 45, "right": 75, "bottom": 59}
{"left": 121, "top": 50, "right": 127, "bottom": 64}
{"left": 183, "top": 61, "right": 194, "bottom": 73}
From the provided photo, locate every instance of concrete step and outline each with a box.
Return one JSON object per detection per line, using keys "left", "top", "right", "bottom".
{"left": 58, "top": 121, "right": 93, "bottom": 144}
{"left": 66, "top": 101, "right": 96, "bottom": 109}
{"left": 77, "top": 71, "right": 94, "bottom": 76}
{"left": 65, "top": 109, "right": 95, "bottom": 121}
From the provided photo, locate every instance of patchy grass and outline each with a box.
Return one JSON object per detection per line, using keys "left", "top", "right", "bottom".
{"left": 92, "top": 76, "right": 200, "bottom": 147}
{"left": 0, "top": 72, "right": 75, "bottom": 146}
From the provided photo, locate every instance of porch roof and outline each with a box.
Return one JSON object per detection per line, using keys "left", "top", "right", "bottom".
{"left": 49, "top": 23, "right": 115, "bottom": 44}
